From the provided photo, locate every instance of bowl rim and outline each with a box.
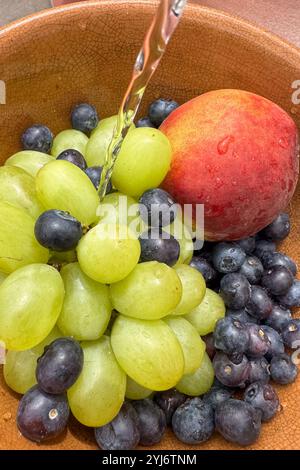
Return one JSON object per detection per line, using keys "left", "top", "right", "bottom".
{"left": 0, "top": 0, "right": 300, "bottom": 62}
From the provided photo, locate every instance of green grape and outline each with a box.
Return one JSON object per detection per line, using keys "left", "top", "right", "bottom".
{"left": 86, "top": 116, "right": 135, "bottom": 167}
{"left": 36, "top": 160, "right": 99, "bottom": 225}
{"left": 51, "top": 129, "right": 89, "bottom": 158}
{"left": 0, "top": 272, "right": 7, "bottom": 285}
{"left": 58, "top": 262, "right": 112, "bottom": 341}
{"left": 176, "top": 352, "right": 214, "bottom": 396}
{"left": 110, "top": 261, "right": 182, "bottom": 320}
{"left": 164, "top": 217, "right": 194, "bottom": 266}
{"left": 49, "top": 250, "right": 77, "bottom": 266}
{"left": 172, "top": 265, "right": 206, "bottom": 316}
{"left": 111, "top": 315, "right": 184, "bottom": 390}
{"left": 98, "top": 192, "right": 145, "bottom": 234}
{"left": 164, "top": 316, "right": 206, "bottom": 374}
{"left": 3, "top": 326, "right": 61, "bottom": 394}
{"left": 5, "top": 150, "right": 54, "bottom": 177}
{"left": 0, "top": 201, "right": 49, "bottom": 273}
{"left": 0, "top": 166, "right": 44, "bottom": 219}
{"left": 125, "top": 376, "right": 153, "bottom": 400}
{"left": 0, "top": 264, "right": 64, "bottom": 350}
{"left": 77, "top": 223, "right": 140, "bottom": 284}
{"left": 184, "top": 288, "right": 225, "bottom": 335}
{"left": 112, "top": 128, "right": 172, "bottom": 197}
{"left": 68, "top": 336, "right": 126, "bottom": 427}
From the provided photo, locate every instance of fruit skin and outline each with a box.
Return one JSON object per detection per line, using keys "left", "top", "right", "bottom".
{"left": 94, "top": 402, "right": 140, "bottom": 450}
{"left": 172, "top": 398, "right": 214, "bottom": 445}
{"left": 22, "top": 125, "right": 53, "bottom": 154}
{"left": 215, "top": 399, "right": 262, "bottom": 446}
{"left": 220, "top": 273, "right": 251, "bottom": 310}
{"left": 213, "top": 352, "right": 250, "bottom": 388}
{"left": 189, "top": 256, "right": 217, "bottom": 285}
{"left": 265, "top": 304, "right": 292, "bottom": 332}
{"left": 139, "top": 229, "right": 180, "bottom": 266}
{"left": 259, "top": 213, "right": 290, "bottom": 242}
{"left": 139, "top": 188, "right": 177, "bottom": 228}
{"left": 213, "top": 317, "right": 249, "bottom": 355}
{"left": 246, "top": 286, "right": 273, "bottom": 320}
{"left": 85, "top": 166, "right": 112, "bottom": 193}
{"left": 17, "top": 385, "right": 69, "bottom": 443}
{"left": 261, "top": 251, "right": 297, "bottom": 276}
{"left": 161, "top": 90, "right": 299, "bottom": 241}
{"left": 254, "top": 240, "right": 276, "bottom": 259}
{"left": 246, "top": 324, "right": 270, "bottom": 358}
{"left": 154, "top": 389, "right": 186, "bottom": 424}
{"left": 212, "top": 243, "right": 246, "bottom": 273}
{"left": 56, "top": 149, "right": 87, "bottom": 171}
{"left": 239, "top": 256, "right": 264, "bottom": 284}
{"left": 236, "top": 237, "right": 256, "bottom": 254}
{"left": 132, "top": 399, "right": 166, "bottom": 446}
{"left": 281, "top": 319, "right": 300, "bottom": 349}
{"left": 202, "top": 386, "right": 233, "bottom": 410}
{"left": 261, "top": 325, "right": 284, "bottom": 360}
{"left": 36, "top": 337, "right": 83, "bottom": 394}
{"left": 270, "top": 353, "right": 298, "bottom": 384}
{"left": 247, "top": 357, "right": 270, "bottom": 384}
{"left": 136, "top": 117, "right": 156, "bottom": 128}
{"left": 276, "top": 280, "right": 300, "bottom": 308}
{"left": 261, "top": 266, "right": 293, "bottom": 296}
{"left": 149, "top": 99, "right": 179, "bottom": 127}
{"left": 71, "top": 103, "right": 99, "bottom": 134}
{"left": 244, "top": 382, "right": 279, "bottom": 422}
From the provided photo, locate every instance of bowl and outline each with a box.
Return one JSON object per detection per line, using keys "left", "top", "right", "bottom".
{"left": 0, "top": 0, "right": 300, "bottom": 450}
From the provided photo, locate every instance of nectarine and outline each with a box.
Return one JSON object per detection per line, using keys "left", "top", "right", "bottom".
{"left": 161, "top": 90, "right": 299, "bottom": 241}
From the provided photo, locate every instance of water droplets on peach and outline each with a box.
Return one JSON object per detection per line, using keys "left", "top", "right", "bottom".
{"left": 217, "top": 135, "right": 235, "bottom": 155}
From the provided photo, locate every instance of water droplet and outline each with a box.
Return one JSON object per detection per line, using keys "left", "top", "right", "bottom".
{"left": 278, "top": 137, "right": 289, "bottom": 149}
{"left": 217, "top": 135, "right": 235, "bottom": 155}
{"left": 231, "top": 180, "right": 237, "bottom": 187}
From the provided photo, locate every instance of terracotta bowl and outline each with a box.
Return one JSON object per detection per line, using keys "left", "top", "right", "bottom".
{"left": 0, "top": 0, "right": 300, "bottom": 451}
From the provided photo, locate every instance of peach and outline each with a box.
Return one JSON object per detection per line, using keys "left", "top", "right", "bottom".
{"left": 161, "top": 89, "right": 299, "bottom": 241}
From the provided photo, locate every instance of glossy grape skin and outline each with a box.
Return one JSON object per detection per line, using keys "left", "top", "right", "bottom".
{"left": 71, "top": 103, "right": 99, "bottom": 134}
{"left": 77, "top": 223, "right": 140, "bottom": 284}
{"left": 176, "top": 352, "right": 214, "bottom": 396}
{"left": 97, "top": 192, "right": 140, "bottom": 228}
{"left": 172, "top": 398, "right": 214, "bottom": 445}
{"left": 34, "top": 210, "right": 83, "bottom": 252}
{"left": 139, "top": 188, "right": 177, "bottom": 228}
{"left": 125, "top": 376, "right": 153, "bottom": 400}
{"left": 68, "top": 337, "right": 126, "bottom": 427}
{"left": 0, "top": 202, "right": 49, "bottom": 274}
{"left": 111, "top": 315, "right": 184, "bottom": 391}
{"left": 57, "top": 149, "right": 87, "bottom": 171}
{"left": 110, "top": 261, "right": 182, "bottom": 320}
{"left": 58, "top": 263, "right": 111, "bottom": 341}
{"left": 154, "top": 389, "right": 186, "bottom": 424}
{"left": 36, "top": 338, "right": 83, "bottom": 394}
{"left": 0, "top": 272, "right": 7, "bottom": 285}
{"left": 17, "top": 385, "right": 69, "bottom": 443}
{"left": 36, "top": 160, "right": 99, "bottom": 226}
{"left": 0, "top": 264, "right": 64, "bottom": 350}
{"left": 3, "top": 326, "right": 61, "bottom": 394}
{"left": 164, "top": 317, "right": 206, "bottom": 374}
{"left": 86, "top": 116, "right": 135, "bottom": 167}
{"left": 5, "top": 150, "right": 54, "bottom": 177}
{"left": 148, "top": 98, "right": 179, "bottom": 127}
{"left": 0, "top": 166, "right": 44, "bottom": 218}
{"left": 51, "top": 129, "right": 89, "bottom": 158}
{"left": 139, "top": 229, "right": 180, "bottom": 266}
{"left": 172, "top": 265, "right": 206, "bottom": 316}
{"left": 184, "top": 288, "right": 225, "bottom": 335}
{"left": 112, "top": 127, "right": 172, "bottom": 197}
{"left": 22, "top": 125, "right": 53, "bottom": 154}
{"left": 85, "top": 166, "right": 112, "bottom": 193}
{"left": 95, "top": 402, "right": 140, "bottom": 450}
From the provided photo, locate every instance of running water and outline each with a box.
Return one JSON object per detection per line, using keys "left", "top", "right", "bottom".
{"left": 98, "top": 0, "right": 187, "bottom": 199}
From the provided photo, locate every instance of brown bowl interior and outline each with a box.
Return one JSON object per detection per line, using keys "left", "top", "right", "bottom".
{"left": 0, "top": 0, "right": 300, "bottom": 450}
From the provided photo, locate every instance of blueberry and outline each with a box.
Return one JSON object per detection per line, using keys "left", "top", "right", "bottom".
{"left": 226, "top": 308, "right": 257, "bottom": 324}
{"left": 261, "top": 266, "right": 293, "bottom": 296}
{"left": 17, "top": 385, "right": 69, "bottom": 443}
{"left": 276, "top": 280, "right": 300, "bottom": 308}
{"left": 239, "top": 256, "right": 264, "bottom": 284}
{"left": 265, "top": 304, "right": 292, "bottom": 332}
{"left": 56, "top": 149, "right": 87, "bottom": 171}
{"left": 246, "top": 324, "right": 270, "bottom": 358}
{"left": 236, "top": 236, "right": 256, "bottom": 254}
{"left": 215, "top": 399, "right": 262, "bottom": 446}
{"left": 148, "top": 98, "right": 179, "bottom": 127}
{"left": 254, "top": 240, "right": 276, "bottom": 260}
{"left": 260, "top": 325, "right": 284, "bottom": 360}
{"left": 139, "top": 229, "right": 180, "bottom": 266}
{"left": 172, "top": 398, "right": 214, "bottom": 445}
{"left": 281, "top": 319, "right": 300, "bottom": 349}
{"left": 154, "top": 389, "right": 186, "bottom": 424}
{"left": 260, "top": 213, "right": 290, "bottom": 241}
{"left": 132, "top": 399, "right": 166, "bottom": 446}
{"left": 194, "top": 241, "right": 215, "bottom": 261}
{"left": 202, "top": 386, "right": 233, "bottom": 410}
{"left": 220, "top": 273, "right": 251, "bottom": 310}
{"left": 260, "top": 251, "right": 297, "bottom": 276}
{"left": 202, "top": 334, "right": 216, "bottom": 360}
{"left": 270, "top": 353, "right": 298, "bottom": 384}
{"left": 22, "top": 124, "right": 53, "bottom": 154}
{"left": 248, "top": 357, "right": 270, "bottom": 384}
{"left": 85, "top": 166, "right": 112, "bottom": 193}
{"left": 34, "top": 209, "right": 83, "bottom": 252}
{"left": 71, "top": 103, "right": 99, "bottom": 134}
{"left": 136, "top": 116, "right": 156, "bottom": 128}
{"left": 139, "top": 188, "right": 177, "bottom": 228}
{"left": 94, "top": 402, "right": 140, "bottom": 450}
{"left": 244, "top": 382, "right": 279, "bottom": 422}
{"left": 213, "top": 352, "right": 250, "bottom": 388}
{"left": 189, "top": 256, "right": 217, "bottom": 285}
{"left": 213, "top": 317, "right": 249, "bottom": 355}
{"left": 212, "top": 243, "right": 246, "bottom": 273}
{"left": 245, "top": 286, "right": 273, "bottom": 320}
{"left": 36, "top": 338, "right": 83, "bottom": 394}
